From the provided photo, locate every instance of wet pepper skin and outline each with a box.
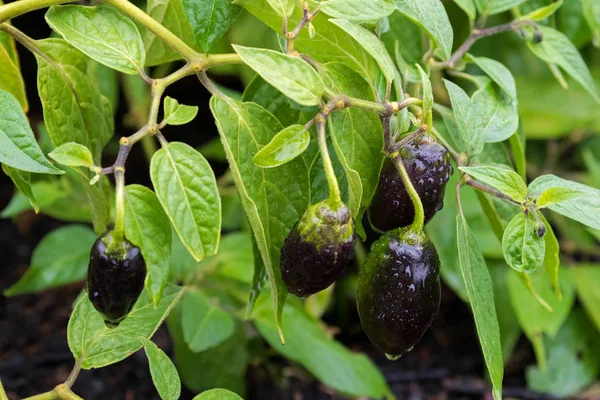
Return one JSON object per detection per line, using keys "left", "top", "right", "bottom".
{"left": 369, "top": 134, "right": 453, "bottom": 231}
{"left": 87, "top": 231, "right": 146, "bottom": 327}
{"left": 357, "top": 229, "right": 441, "bottom": 358}
{"left": 280, "top": 201, "right": 355, "bottom": 297}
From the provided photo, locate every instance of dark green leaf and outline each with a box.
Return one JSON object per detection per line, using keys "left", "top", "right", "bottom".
{"left": 473, "top": 82, "right": 519, "bottom": 143}
{"left": 182, "top": 0, "right": 241, "bottom": 53}
{"left": 182, "top": 290, "right": 235, "bottom": 352}
{"left": 444, "top": 80, "right": 483, "bottom": 155}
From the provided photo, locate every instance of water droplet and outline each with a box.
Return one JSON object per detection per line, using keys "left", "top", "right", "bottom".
{"left": 408, "top": 284, "right": 416, "bottom": 292}
{"left": 427, "top": 177, "right": 434, "bottom": 184}
{"left": 386, "top": 353, "right": 402, "bottom": 361}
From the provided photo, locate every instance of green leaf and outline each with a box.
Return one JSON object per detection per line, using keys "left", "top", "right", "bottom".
{"left": 395, "top": 0, "right": 454, "bottom": 61}
{"left": 489, "top": 263, "right": 521, "bottom": 363}
{"left": 581, "top": 0, "right": 600, "bottom": 46}
{"left": 0, "top": 90, "right": 63, "bottom": 175}
{"left": 475, "top": 0, "right": 529, "bottom": 15}
{"left": 68, "top": 285, "right": 183, "bottom": 369}
{"left": 321, "top": 0, "right": 395, "bottom": 22}
{"left": 253, "top": 296, "right": 391, "bottom": 399}
{"left": 46, "top": 5, "right": 145, "bottom": 74}
{"left": 509, "top": 129, "right": 526, "bottom": 180}
{"left": 329, "top": 19, "right": 396, "bottom": 84}
{"left": 192, "top": 389, "right": 243, "bottom": 400}
{"left": 456, "top": 214, "right": 504, "bottom": 400}
{"left": 527, "top": 26, "right": 599, "bottom": 103}
{"left": 4, "top": 225, "right": 96, "bottom": 296}
{"left": 0, "top": 44, "right": 27, "bottom": 111}
{"left": 49, "top": 142, "right": 94, "bottom": 168}
{"left": 459, "top": 166, "right": 527, "bottom": 202}
{"left": 536, "top": 187, "right": 583, "bottom": 208}
{"left": 520, "top": 0, "right": 563, "bottom": 21}
{"left": 417, "top": 64, "right": 433, "bottom": 125}
{"left": 443, "top": 80, "right": 483, "bottom": 155}
{"left": 265, "top": 0, "right": 294, "bottom": 17}
{"left": 253, "top": 124, "right": 309, "bottom": 168}
{"left": 150, "top": 142, "right": 221, "bottom": 262}
{"left": 233, "top": 45, "right": 324, "bottom": 106}
{"left": 162, "top": 96, "right": 199, "bottom": 126}
{"left": 125, "top": 185, "right": 172, "bottom": 305}
{"left": 452, "top": 0, "right": 476, "bottom": 20}
{"left": 468, "top": 55, "right": 517, "bottom": 99}
{"left": 182, "top": 0, "right": 241, "bottom": 53}
{"left": 502, "top": 212, "right": 545, "bottom": 273}
{"left": 541, "top": 214, "right": 561, "bottom": 299}
{"left": 528, "top": 174, "right": 600, "bottom": 230}
{"left": 381, "top": 10, "right": 425, "bottom": 82}
{"left": 473, "top": 81, "right": 519, "bottom": 143}
{"left": 139, "top": 338, "right": 181, "bottom": 400}
{"left": 2, "top": 165, "right": 37, "bottom": 213}
{"left": 571, "top": 265, "right": 600, "bottom": 334}
{"left": 36, "top": 39, "right": 113, "bottom": 163}
{"left": 182, "top": 290, "right": 235, "bottom": 352}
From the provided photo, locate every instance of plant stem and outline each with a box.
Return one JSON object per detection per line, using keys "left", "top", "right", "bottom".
{"left": 464, "top": 177, "right": 522, "bottom": 205}
{"left": 0, "top": 0, "right": 73, "bottom": 23}
{"left": 200, "top": 53, "right": 244, "bottom": 69}
{"left": 112, "top": 165, "right": 126, "bottom": 246}
{"left": 64, "top": 360, "right": 81, "bottom": 389}
{"left": 316, "top": 118, "right": 342, "bottom": 209}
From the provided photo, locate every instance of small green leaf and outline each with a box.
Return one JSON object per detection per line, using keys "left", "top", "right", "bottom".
{"left": 460, "top": 166, "right": 528, "bottom": 202}
{"left": 456, "top": 215, "right": 503, "bottom": 400}
{"left": 233, "top": 45, "right": 324, "bottom": 106}
{"left": 443, "top": 80, "right": 483, "bottom": 155}
{"left": 537, "top": 187, "right": 583, "bottom": 208}
{"left": 4, "top": 225, "right": 96, "bottom": 296}
{"left": 125, "top": 185, "right": 172, "bottom": 305}
{"left": 265, "top": 0, "right": 294, "bottom": 17}
{"left": 416, "top": 64, "right": 433, "bottom": 126}
{"left": 253, "top": 124, "right": 309, "bottom": 168}
{"left": 2, "top": 165, "right": 37, "bottom": 213}
{"left": 0, "top": 90, "right": 64, "bottom": 175}
{"left": 49, "top": 142, "right": 94, "bottom": 168}
{"left": 150, "top": 142, "right": 221, "bottom": 262}
{"left": 46, "top": 5, "right": 146, "bottom": 74}
{"left": 571, "top": 265, "right": 600, "bottom": 333}
{"left": 520, "top": 0, "right": 563, "bottom": 21}
{"left": 68, "top": 285, "right": 184, "bottom": 369}
{"left": 502, "top": 212, "right": 545, "bottom": 273}
{"left": 182, "top": 290, "right": 235, "bottom": 352}
{"left": 468, "top": 55, "right": 517, "bottom": 99}
{"left": 527, "top": 26, "right": 600, "bottom": 103}
{"left": 192, "top": 389, "right": 243, "bottom": 400}
{"left": 162, "top": 96, "right": 199, "bottom": 126}
{"left": 321, "top": 0, "right": 395, "bottom": 22}
{"left": 139, "top": 338, "right": 181, "bottom": 400}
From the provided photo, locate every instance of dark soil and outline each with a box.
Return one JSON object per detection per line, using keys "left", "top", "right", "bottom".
{"left": 0, "top": 9, "right": 563, "bottom": 400}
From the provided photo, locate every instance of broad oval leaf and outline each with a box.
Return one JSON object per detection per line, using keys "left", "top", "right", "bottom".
{"left": 4, "top": 225, "right": 96, "bottom": 296}
{"left": 443, "top": 80, "right": 484, "bottom": 155}
{"left": 140, "top": 338, "right": 181, "bottom": 400}
{"left": 253, "top": 124, "right": 309, "bottom": 168}
{"left": 502, "top": 212, "right": 545, "bottom": 273}
{"left": 469, "top": 55, "right": 517, "bottom": 99}
{"left": 125, "top": 185, "right": 172, "bottom": 305}
{"left": 192, "top": 389, "right": 243, "bottom": 400}
{"left": 0, "top": 89, "right": 63, "bottom": 175}
{"left": 321, "top": 0, "right": 395, "bottom": 22}
{"left": 537, "top": 187, "right": 583, "bottom": 208}
{"left": 46, "top": 5, "right": 146, "bottom": 74}
{"left": 150, "top": 142, "right": 221, "bottom": 262}
{"left": 163, "top": 96, "right": 199, "bottom": 126}
{"left": 49, "top": 142, "right": 94, "bottom": 167}
{"left": 182, "top": 290, "right": 235, "bottom": 352}
{"left": 456, "top": 215, "right": 504, "bottom": 400}
{"left": 233, "top": 45, "right": 325, "bottom": 106}
{"left": 68, "top": 285, "right": 184, "bottom": 369}
{"left": 459, "top": 166, "right": 528, "bottom": 202}
{"left": 473, "top": 81, "right": 519, "bottom": 143}
{"left": 182, "top": 0, "right": 242, "bottom": 53}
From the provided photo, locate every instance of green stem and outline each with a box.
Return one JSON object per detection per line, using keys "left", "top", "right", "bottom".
{"left": 112, "top": 167, "right": 126, "bottom": 246}
{"left": 23, "top": 392, "right": 58, "bottom": 400}
{"left": 64, "top": 360, "right": 81, "bottom": 389}
{"left": 200, "top": 53, "right": 244, "bottom": 69}
{"left": 0, "top": 0, "right": 73, "bottom": 23}
{"left": 316, "top": 119, "right": 342, "bottom": 209}
{"left": 392, "top": 153, "right": 425, "bottom": 232}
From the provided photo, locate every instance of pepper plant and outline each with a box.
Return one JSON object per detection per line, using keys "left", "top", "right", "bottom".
{"left": 1, "top": 0, "right": 600, "bottom": 399}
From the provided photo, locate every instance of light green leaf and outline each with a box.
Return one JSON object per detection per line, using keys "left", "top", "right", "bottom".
{"left": 4, "top": 225, "right": 96, "bottom": 296}
{"left": 395, "top": 0, "right": 454, "bottom": 61}
{"left": 502, "top": 212, "right": 545, "bottom": 273}
{"left": 182, "top": 0, "right": 242, "bottom": 53}
{"left": 233, "top": 45, "right": 324, "bottom": 106}
{"left": 254, "top": 295, "right": 391, "bottom": 399}
{"left": 475, "top": 0, "right": 529, "bottom": 15}
{"left": 509, "top": 129, "right": 526, "bottom": 180}
{"left": 192, "top": 389, "right": 243, "bottom": 400}
{"left": 0, "top": 90, "right": 63, "bottom": 175}
{"left": 2, "top": 165, "right": 37, "bottom": 213}
{"left": 253, "top": 124, "right": 309, "bottom": 168}
{"left": 541, "top": 214, "right": 561, "bottom": 299}
{"left": 140, "top": 338, "right": 181, "bottom": 400}
{"left": 162, "top": 96, "right": 199, "bottom": 126}
{"left": 528, "top": 174, "right": 600, "bottom": 230}
{"left": 527, "top": 26, "right": 599, "bottom": 103}
{"left": 49, "top": 142, "right": 94, "bottom": 168}
{"left": 443, "top": 80, "right": 483, "bottom": 155}
{"left": 321, "top": 0, "right": 395, "bottom": 22}
{"left": 581, "top": 0, "right": 600, "bottom": 46}
{"left": 182, "top": 290, "right": 235, "bottom": 352}
{"left": 68, "top": 285, "right": 183, "bottom": 369}
{"left": 150, "top": 142, "right": 221, "bottom": 262}
{"left": 520, "top": 0, "right": 563, "bottom": 21}
{"left": 0, "top": 44, "right": 27, "bottom": 111}
{"left": 452, "top": 0, "right": 476, "bottom": 20}
{"left": 473, "top": 82, "right": 519, "bottom": 143}
{"left": 571, "top": 266, "right": 600, "bottom": 333}
{"left": 456, "top": 215, "right": 504, "bottom": 400}
{"left": 329, "top": 19, "right": 396, "bottom": 84}
{"left": 381, "top": 10, "right": 425, "bottom": 82}
{"left": 46, "top": 5, "right": 146, "bottom": 74}
{"left": 125, "top": 185, "right": 172, "bottom": 305}
{"left": 265, "top": 0, "right": 294, "bottom": 17}
{"left": 417, "top": 64, "right": 433, "bottom": 125}
{"left": 460, "top": 166, "right": 527, "bottom": 202}
{"left": 537, "top": 187, "right": 583, "bottom": 208}
{"left": 469, "top": 55, "right": 517, "bottom": 99}
{"left": 489, "top": 263, "right": 521, "bottom": 363}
